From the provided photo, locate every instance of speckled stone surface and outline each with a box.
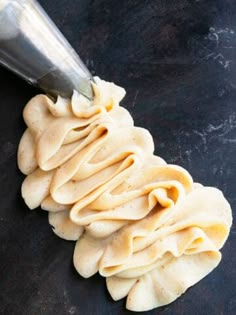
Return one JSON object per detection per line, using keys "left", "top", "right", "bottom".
{"left": 0, "top": 1, "right": 236, "bottom": 314}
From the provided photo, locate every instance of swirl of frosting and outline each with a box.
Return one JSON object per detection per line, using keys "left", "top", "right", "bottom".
{"left": 18, "top": 77, "right": 232, "bottom": 312}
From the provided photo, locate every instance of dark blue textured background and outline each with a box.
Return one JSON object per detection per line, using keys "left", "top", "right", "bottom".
{"left": 0, "top": 1, "right": 236, "bottom": 314}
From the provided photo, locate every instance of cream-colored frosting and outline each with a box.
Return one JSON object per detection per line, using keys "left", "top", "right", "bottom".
{"left": 18, "top": 77, "right": 232, "bottom": 312}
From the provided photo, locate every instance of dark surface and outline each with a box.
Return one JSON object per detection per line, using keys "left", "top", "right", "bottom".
{"left": 0, "top": 0, "right": 236, "bottom": 314}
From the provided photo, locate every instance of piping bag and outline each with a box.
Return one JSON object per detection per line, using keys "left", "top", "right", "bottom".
{"left": 0, "top": 0, "right": 94, "bottom": 99}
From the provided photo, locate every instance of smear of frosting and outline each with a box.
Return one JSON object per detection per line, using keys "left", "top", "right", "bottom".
{"left": 18, "top": 77, "right": 232, "bottom": 312}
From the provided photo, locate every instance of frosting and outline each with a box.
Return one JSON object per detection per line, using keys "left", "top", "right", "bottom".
{"left": 18, "top": 77, "right": 232, "bottom": 312}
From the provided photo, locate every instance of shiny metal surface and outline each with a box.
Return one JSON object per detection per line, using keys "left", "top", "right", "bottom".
{"left": 0, "top": 0, "right": 93, "bottom": 98}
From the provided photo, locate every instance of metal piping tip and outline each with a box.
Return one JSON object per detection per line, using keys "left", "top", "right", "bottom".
{"left": 0, "top": 0, "right": 94, "bottom": 99}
